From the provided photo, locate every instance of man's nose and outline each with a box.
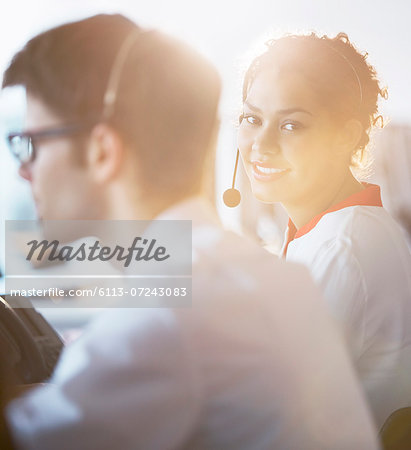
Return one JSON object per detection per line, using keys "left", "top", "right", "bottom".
{"left": 18, "top": 163, "right": 33, "bottom": 182}
{"left": 252, "top": 125, "right": 280, "bottom": 155}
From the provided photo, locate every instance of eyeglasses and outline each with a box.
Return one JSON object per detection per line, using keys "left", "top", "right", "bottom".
{"left": 6, "top": 28, "right": 148, "bottom": 165}
{"left": 7, "top": 122, "right": 97, "bottom": 164}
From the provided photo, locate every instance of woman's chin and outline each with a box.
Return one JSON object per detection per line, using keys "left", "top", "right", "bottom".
{"left": 251, "top": 185, "right": 282, "bottom": 204}
{"left": 252, "top": 191, "right": 278, "bottom": 204}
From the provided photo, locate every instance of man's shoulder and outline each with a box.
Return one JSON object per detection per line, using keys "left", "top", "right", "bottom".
{"left": 192, "top": 224, "right": 317, "bottom": 306}
{"left": 194, "top": 224, "right": 302, "bottom": 274}
{"left": 84, "top": 307, "right": 181, "bottom": 352}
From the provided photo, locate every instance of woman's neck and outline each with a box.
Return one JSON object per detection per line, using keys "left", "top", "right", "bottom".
{"left": 285, "top": 172, "right": 365, "bottom": 230}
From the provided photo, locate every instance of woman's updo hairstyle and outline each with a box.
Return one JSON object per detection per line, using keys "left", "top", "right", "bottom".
{"left": 242, "top": 32, "right": 387, "bottom": 166}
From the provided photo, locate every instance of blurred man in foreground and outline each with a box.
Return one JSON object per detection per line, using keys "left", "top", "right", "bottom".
{"left": 1, "top": 14, "right": 379, "bottom": 449}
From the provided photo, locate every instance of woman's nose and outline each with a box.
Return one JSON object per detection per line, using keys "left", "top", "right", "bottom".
{"left": 18, "top": 163, "right": 33, "bottom": 182}
{"left": 252, "top": 125, "right": 280, "bottom": 155}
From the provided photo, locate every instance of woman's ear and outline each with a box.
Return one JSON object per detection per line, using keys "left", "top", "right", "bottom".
{"left": 337, "top": 119, "right": 363, "bottom": 156}
{"left": 86, "top": 124, "right": 125, "bottom": 184}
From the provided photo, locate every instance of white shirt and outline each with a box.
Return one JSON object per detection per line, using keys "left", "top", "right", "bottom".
{"left": 7, "top": 198, "right": 379, "bottom": 449}
{"left": 284, "top": 185, "right": 411, "bottom": 427}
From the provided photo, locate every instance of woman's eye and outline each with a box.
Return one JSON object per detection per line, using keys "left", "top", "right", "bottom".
{"left": 243, "top": 115, "right": 261, "bottom": 126}
{"left": 281, "top": 122, "right": 302, "bottom": 132}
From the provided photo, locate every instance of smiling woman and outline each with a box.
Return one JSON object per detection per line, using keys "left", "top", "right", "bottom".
{"left": 238, "top": 33, "right": 385, "bottom": 225}
{"left": 237, "top": 32, "right": 411, "bottom": 428}
{"left": 239, "top": 68, "right": 358, "bottom": 221}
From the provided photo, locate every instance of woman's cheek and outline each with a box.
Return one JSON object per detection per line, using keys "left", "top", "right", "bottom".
{"left": 237, "top": 128, "right": 252, "bottom": 154}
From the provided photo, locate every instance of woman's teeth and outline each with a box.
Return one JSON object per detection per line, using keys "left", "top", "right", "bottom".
{"left": 255, "top": 165, "right": 286, "bottom": 174}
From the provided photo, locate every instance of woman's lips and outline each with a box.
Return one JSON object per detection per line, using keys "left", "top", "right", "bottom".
{"left": 251, "top": 161, "right": 290, "bottom": 181}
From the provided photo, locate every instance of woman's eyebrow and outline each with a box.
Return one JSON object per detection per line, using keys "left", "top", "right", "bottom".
{"left": 244, "top": 101, "right": 313, "bottom": 116}
{"left": 243, "top": 100, "right": 262, "bottom": 113}
{"left": 277, "top": 108, "right": 313, "bottom": 116}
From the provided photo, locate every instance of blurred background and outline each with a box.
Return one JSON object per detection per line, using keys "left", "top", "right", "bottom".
{"left": 1, "top": 0, "right": 410, "bottom": 298}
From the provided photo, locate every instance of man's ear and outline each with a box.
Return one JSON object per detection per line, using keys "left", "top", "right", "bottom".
{"left": 336, "top": 119, "right": 363, "bottom": 158}
{"left": 86, "top": 124, "right": 125, "bottom": 183}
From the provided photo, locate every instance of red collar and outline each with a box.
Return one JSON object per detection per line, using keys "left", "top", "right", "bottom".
{"left": 282, "top": 183, "right": 383, "bottom": 257}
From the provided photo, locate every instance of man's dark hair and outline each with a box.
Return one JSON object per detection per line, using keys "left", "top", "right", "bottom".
{"left": 3, "top": 14, "right": 221, "bottom": 198}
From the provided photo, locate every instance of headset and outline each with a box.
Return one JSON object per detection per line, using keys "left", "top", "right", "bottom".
{"left": 223, "top": 149, "right": 241, "bottom": 207}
